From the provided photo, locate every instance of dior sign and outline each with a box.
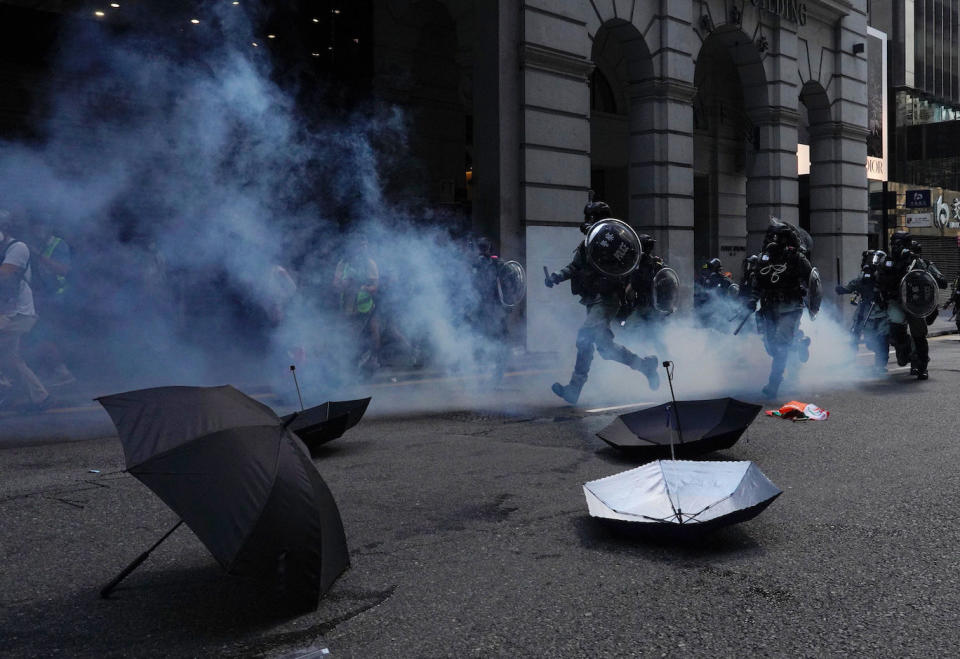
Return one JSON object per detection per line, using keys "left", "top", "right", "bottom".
{"left": 751, "top": 0, "right": 808, "bottom": 25}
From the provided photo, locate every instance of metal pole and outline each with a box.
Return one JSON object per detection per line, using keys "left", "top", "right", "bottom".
{"left": 662, "top": 361, "right": 684, "bottom": 459}
{"left": 289, "top": 365, "right": 304, "bottom": 412}
{"left": 881, "top": 180, "right": 890, "bottom": 253}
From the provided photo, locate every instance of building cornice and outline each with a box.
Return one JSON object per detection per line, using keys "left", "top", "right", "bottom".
{"left": 809, "top": 120, "right": 871, "bottom": 140}
{"left": 520, "top": 43, "right": 593, "bottom": 80}
{"left": 630, "top": 78, "right": 697, "bottom": 103}
{"left": 804, "top": 0, "right": 854, "bottom": 24}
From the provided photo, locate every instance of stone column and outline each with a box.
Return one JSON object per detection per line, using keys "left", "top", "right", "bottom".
{"left": 809, "top": 122, "right": 870, "bottom": 300}
{"left": 473, "top": 0, "right": 521, "bottom": 260}
{"left": 518, "top": 2, "right": 594, "bottom": 351}
{"left": 746, "top": 107, "right": 800, "bottom": 256}
{"left": 811, "top": 1, "right": 869, "bottom": 306}
{"left": 630, "top": 79, "right": 697, "bottom": 278}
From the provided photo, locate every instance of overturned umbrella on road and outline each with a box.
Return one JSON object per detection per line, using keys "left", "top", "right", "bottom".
{"left": 583, "top": 362, "right": 781, "bottom": 536}
{"left": 96, "top": 385, "right": 349, "bottom": 608}
{"left": 583, "top": 459, "right": 782, "bottom": 535}
{"left": 280, "top": 397, "right": 371, "bottom": 454}
{"left": 596, "top": 397, "right": 761, "bottom": 460}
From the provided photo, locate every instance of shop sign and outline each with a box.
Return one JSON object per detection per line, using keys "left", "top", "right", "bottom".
{"left": 905, "top": 190, "right": 930, "bottom": 208}
{"left": 905, "top": 213, "right": 932, "bottom": 228}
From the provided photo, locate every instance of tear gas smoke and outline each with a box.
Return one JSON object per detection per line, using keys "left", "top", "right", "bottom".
{"left": 0, "top": 2, "right": 513, "bottom": 406}
{"left": 0, "top": 4, "right": 880, "bottom": 412}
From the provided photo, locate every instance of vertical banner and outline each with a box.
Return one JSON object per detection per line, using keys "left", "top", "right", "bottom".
{"left": 866, "top": 26, "right": 887, "bottom": 181}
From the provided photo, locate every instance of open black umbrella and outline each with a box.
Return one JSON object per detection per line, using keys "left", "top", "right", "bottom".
{"left": 280, "top": 397, "right": 371, "bottom": 453}
{"left": 96, "top": 385, "right": 349, "bottom": 607}
{"left": 596, "top": 398, "right": 761, "bottom": 459}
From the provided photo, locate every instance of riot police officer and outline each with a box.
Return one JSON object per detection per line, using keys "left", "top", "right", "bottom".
{"left": 468, "top": 236, "right": 511, "bottom": 382}
{"left": 619, "top": 233, "right": 675, "bottom": 357}
{"left": 694, "top": 258, "right": 737, "bottom": 329}
{"left": 544, "top": 203, "right": 659, "bottom": 405}
{"left": 877, "top": 231, "right": 947, "bottom": 380}
{"left": 836, "top": 249, "right": 889, "bottom": 375}
{"left": 747, "top": 223, "right": 813, "bottom": 398}
{"left": 944, "top": 275, "right": 960, "bottom": 334}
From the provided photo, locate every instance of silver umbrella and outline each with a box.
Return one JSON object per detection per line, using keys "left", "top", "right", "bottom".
{"left": 583, "top": 362, "right": 781, "bottom": 535}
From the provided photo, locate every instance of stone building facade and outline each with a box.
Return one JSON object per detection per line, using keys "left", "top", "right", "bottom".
{"left": 470, "top": 0, "right": 871, "bottom": 345}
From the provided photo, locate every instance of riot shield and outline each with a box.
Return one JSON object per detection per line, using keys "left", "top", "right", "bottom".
{"left": 651, "top": 267, "right": 680, "bottom": 314}
{"left": 584, "top": 219, "right": 641, "bottom": 278}
{"left": 806, "top": 267, "right": 823, "bottom": 319}
{"left": 496, "top": 260, "right": 526, "bottom": 308}
{"left": 900, "top": 269, "right": 939, "bottom": 318}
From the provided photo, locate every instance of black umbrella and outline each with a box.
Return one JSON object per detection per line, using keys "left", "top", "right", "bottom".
{"left": 96, "top": 385, "right": 349, "bottom": 607}
{"left": 280, "top": 397, "right": 371, "bottom": 453}
{"left": 596, "top": 397, "right": 761, "bottom": 459}
{"left": 583, "top": 362, "right": 780, "bottom": 536}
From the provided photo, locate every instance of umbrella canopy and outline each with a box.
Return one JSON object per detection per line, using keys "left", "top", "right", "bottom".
{"left": 583, "top": 459, "right": 781, "bottom": 535}
{"left": 280, "top": 397, "right": 371, "bottom": 453}
{"left": 596, "top": 398, "right": 761, "bottom": 459}
{"left": 97, "top": 385, "right": 349, "bottom": 603}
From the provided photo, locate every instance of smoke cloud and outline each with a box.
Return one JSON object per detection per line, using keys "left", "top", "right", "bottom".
{"left": 0, "top": 3, "right": 883, "bottom": 414}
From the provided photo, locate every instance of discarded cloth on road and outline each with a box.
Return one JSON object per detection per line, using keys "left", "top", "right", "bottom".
{"left": 765, "top": 400, "right": 830, "bottom": 421}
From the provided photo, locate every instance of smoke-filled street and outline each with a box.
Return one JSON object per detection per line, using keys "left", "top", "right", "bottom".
{"left": 2, "top": 334, "right": 959, "bottom": 657}
{"left": 3, "top": 0, "right": 960, "bottom": 656}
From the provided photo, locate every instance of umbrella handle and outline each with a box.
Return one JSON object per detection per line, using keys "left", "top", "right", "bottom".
{"left": 100, "top": 519, "right": 183, "bottom": 598}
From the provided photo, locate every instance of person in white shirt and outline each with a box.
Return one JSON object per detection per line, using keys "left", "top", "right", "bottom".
{"left": 0, "top": 211, "right": 51, "bottom": 411}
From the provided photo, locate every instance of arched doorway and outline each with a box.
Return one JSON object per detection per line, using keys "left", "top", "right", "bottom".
{"left": 692, "top": 26, "right": 769, "bottom": 273}
{"left": 589, "top": 19, "right": 654, "bottom": 226}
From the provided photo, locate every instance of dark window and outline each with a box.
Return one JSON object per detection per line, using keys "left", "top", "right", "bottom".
{"left": 590, "top": 68, "right": 619, "bottom": 114}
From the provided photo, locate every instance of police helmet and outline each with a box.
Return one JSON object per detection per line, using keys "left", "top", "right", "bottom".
{"left": 705, "top": 257, "right": 723, "bottom": 273}
{"left": 890, "top": 230, "right": 911, "bottom": 250}
{"left": 475, "top": 236, "right": 493, "bottom": 257}
{"left": 637, "top": 233, "right": 656, "bottom": 254}
{"left": 583, "top": 201, "right": 612, "bottom": 224}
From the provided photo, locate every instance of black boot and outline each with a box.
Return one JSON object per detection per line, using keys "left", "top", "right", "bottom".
{"left": 894, "top": 344, "right": 910, "bottom": 367}
{"left": 632, "top": 355, "right": 660, "bottom": 390}
{"left": 761, "top": 374, "right": 781, "bottom": 399}
{"left": 552, "top": 374, "right": 586, "bottom": 404}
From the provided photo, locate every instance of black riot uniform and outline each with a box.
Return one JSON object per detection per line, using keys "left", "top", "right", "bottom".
{"left": 544, "top": 204, "right": 659, "bottom": 405}
{"left": 468, "top": 237, "right": 510, "bottom": 382}
{"left": 945, "top": 275, "right": 960, "bottom": 334}
{"left": 876, "top": 231, "right": 948, "bottom": 379}
{"left": 836, "top": 249, "right": 889, "bottom": 374}
{"left": 620, "top": 234, "right": 671, "bottom": 357}
{"left": 693, "top": 258, "right": 738, "bottom": 331}
{"left": 747, "top": 224, "right": 813, "bottom": 398}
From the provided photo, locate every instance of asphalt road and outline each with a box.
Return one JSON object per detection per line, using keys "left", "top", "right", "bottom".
{"left": 2, "top": 335, "right": 960, "bottom": 657}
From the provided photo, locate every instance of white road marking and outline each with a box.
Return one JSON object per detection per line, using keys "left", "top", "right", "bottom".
{"left": 584, "top": 402, "right": 656, "bottom": 414}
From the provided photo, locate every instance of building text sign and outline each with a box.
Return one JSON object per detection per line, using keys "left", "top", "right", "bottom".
{"left": 905, "top": 213, "right": 932, "bottom": 228}
{"left": 751, "top": 0, "right": 808, "bottom": 25}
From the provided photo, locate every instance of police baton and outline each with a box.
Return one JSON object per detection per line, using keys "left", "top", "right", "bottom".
{"left": 733, "top": 309, "right": 755, "bottom": 335}
{"left": 543, "top": 265, "right": 552, "bottom": 288}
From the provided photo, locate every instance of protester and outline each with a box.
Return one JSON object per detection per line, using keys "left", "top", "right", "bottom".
{"left": 0, "top": 210, "right": 52, "bottom": 411}
{"left": 25, "top": 219, "right": 76, "bottom": 386}
{"left": 333, "top": 232, "right": 381, "bottom": 374}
